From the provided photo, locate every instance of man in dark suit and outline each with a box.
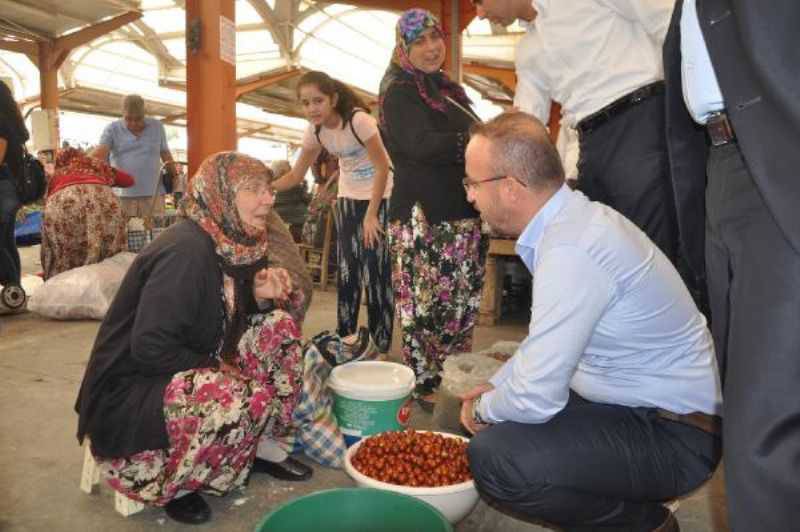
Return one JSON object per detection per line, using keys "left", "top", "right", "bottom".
{"left": 664, "top": 1, "right": 800, "bottom": 529}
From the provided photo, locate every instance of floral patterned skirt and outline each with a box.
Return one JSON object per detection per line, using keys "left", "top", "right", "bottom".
{"left": 95, "top": 311, "right": 304, "bottom": 506}
{"left": 41, "top": 184, "right": 127, "bottom": 280}
{"left": 388, "top": 205, "right": 488, "bottom": 391}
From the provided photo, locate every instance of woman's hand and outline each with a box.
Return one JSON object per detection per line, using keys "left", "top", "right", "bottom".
{"left": 219, "top": 360, "right": 243, "bottom": 379}
{"left": 253, "top": 267, "right": 293, "bottom": 301}
{"left": 362, "top": 212, "right": 384, "bottom": 249}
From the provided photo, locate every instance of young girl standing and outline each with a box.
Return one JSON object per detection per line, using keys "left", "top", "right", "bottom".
{"left": 272, "top": 71, "right": 394, "bottom": 354}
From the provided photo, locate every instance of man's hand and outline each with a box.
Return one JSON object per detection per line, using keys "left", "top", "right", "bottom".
{"left": 253, "top": 267, "right": 293, "bottom": 301}
{"left": 460, "top": 382, "right": 495, "bottom": 434}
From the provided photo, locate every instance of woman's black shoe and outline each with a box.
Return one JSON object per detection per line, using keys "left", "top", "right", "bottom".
{"left": 252, "top": 456, "right": 313, "bottom": 481}
{"left": 164, "top": 492, "right": 211, "bottom": 525}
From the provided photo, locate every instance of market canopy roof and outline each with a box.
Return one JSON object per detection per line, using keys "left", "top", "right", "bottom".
{"left": 0, "top": 0, "right": 139, "bottom": 42}
{"left": 1, "top": 0, "right": 523, "bottom": 142}
{"left": 19, "top": 84, "right": 305, "bottom": 144}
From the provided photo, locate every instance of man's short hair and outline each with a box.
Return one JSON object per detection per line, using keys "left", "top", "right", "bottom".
{"left": 122, "top": 94, "right": 146, "bottom": 118}
{"left": 470, "top": 111, "right": 564, "bottom": 190}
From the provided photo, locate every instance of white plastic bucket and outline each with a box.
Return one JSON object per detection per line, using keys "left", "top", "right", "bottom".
{"left": 328, "top": 361, "right": 415, "bottom": 446}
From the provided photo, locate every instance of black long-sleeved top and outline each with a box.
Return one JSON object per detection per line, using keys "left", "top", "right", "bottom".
{"left": 75, "top": 215, "right": 312, "bottom": 458}
{"left": 75, "top": 220, "right": 224, "bottom": 458}
{"left": 380, "top": 80, "right": 480, "bottom": 225}
{"left": 0, "top": 121, "right": 24, "bottom": 182}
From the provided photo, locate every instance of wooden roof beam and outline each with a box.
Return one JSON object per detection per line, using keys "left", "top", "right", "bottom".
{"left": 161, "top": 112, "right": 187, "bottom": 124}
{"left": 131, "top": 20, "right": 183, "bottom": 69}
{"left": 246, "top": 0, "right": 292, "bottom": 61}
{"left": 0, "top": 39, "right": 37, "bottom": 56}
{"left": 52, "top": 11, "right": 142, "bottom": 68}
{"left": 344, "top": 0, "right": 439, "bottom": 13}
{"left": 235, "top": 66, "right": 302, "bottom": 98}
{"left": 238, "top": 125, "right": 272, "bottom": 138}
{"left": 463, "top": 62, "right": 516, "bottom": 91}
{"left": 342, "top": 0, "right": 474, "bottom": 30}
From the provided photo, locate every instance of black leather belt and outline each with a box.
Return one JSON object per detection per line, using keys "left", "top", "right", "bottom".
{"left": 706, "top": 111, "right": 736, "bottom": 146}
{"left": 656, "top": 409, "right": 722, "bottom": 436}
{"left": 577, "top": 81, "right": 664, "bottom": 135}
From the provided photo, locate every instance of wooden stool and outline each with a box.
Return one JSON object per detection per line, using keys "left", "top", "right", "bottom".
{"left": 299, "top": 210, "right": 336, "bottom": 291}
{"left": 80, "top": 441, "right": 145, "bottom": 517}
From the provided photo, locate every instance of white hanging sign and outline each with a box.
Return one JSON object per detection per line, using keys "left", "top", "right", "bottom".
{"left": 220, "top": 15, "right": 236, "bottom": 65}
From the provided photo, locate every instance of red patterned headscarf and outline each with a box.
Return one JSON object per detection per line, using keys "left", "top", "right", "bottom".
{"left": 181, "top": 151, "right": 271, "bottom": 267}
{"left": 54, "top": 147, "right": 121, "bottom": 185}
{"left": 181, "top": 152, "right": 274, "bottom": 362}
{"left": 48, "top": 147, "right": 133, "bottom": 198}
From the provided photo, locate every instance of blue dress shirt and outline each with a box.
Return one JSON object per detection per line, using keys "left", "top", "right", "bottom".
{"left": 479, "top": 185, "right": 722, "bottom": 424}
{"left": 100, "top": 117, "right": 170, "bottom": 197}
{"left": 680, "top": 0, "right": 725, "bottom": 124}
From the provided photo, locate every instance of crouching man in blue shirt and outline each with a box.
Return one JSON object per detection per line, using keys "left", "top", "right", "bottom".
{"left": 460, "top": 112, "right": 721, "bottom": 532}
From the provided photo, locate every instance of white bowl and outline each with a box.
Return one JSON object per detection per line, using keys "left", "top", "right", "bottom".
{"left": 343, "top": 430, "right": 480, "bottom": 523}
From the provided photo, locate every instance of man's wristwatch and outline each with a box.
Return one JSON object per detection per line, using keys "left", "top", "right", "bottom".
{"left": 472, "top": 395, "right": 487, "bottom": 425}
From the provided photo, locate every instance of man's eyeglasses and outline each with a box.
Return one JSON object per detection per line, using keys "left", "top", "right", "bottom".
{"left": 462, "top": 175, "right": 507, "bottom": 191}
{"left": 463, "top": 175, "right": 529, "bottom": 191}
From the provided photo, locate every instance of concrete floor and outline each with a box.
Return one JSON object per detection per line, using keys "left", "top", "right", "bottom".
{"left": 0, "top": 245, "right": 730, "bottom": 531}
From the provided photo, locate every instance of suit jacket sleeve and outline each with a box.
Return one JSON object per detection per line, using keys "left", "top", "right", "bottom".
{"left": 662, "top": 0, "right": 708, "bottom": 283}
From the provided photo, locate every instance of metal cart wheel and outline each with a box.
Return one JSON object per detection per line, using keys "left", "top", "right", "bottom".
{"left": 1, "top": 284, "right": 26, "bottom": 310}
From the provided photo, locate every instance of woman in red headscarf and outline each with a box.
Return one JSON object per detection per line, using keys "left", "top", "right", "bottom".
{"left": 75, "top": 152, "right": 368, "bottom": 525}
{"left": 40, "top": 148, "right": 134, "bottom": 279}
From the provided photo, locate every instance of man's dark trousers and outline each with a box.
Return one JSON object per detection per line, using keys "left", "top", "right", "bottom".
{"left": 706, "top": 142, "right": 800, "bottom": 531}
{"left": 468, "top": 394, "right": 720, "bottom": 531}
{"left": 577, "top": 92, "right": 679, "bottom": 266}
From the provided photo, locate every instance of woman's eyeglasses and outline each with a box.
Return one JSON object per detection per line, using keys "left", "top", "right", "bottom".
{"left": 239, "top": 181, "right": 276, "bottom": 196}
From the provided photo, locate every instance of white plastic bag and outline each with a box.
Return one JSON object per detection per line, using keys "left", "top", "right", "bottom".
{"left": 432, "top": 341, "right": 520, "bottom": 432}
{"left": 27, "top": 252, "right": 136, "bottom": 320}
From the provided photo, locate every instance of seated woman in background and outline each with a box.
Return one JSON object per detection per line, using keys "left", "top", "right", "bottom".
{"left": 302, "top": 148, "right": 339, "bottom": 249}
{"left": 41, "top": 148, "right": 133, "bottom": 279}
{"left": 75, "top": 152, "right": 370, "bottom": 525}
{"left": 270, "top": 159, "right": 310, "bottom": 243}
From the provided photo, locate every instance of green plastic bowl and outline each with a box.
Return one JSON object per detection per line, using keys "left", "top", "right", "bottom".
{"left": 255, "top": 487, "right": 453, "bottom": 532}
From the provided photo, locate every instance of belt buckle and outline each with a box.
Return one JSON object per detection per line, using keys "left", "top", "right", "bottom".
{"left": 629, "top": 86, "right": 648, "bottom": 105}
{"left": 707, "top": 112, "right": 734, "bottom": 147}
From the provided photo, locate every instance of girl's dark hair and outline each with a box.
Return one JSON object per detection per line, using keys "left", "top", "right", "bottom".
{"left": 0, "top": 82, "right": 30, "bottom": 142}
{"left": 296, "top": 71, "right": 368, "bottom": 126}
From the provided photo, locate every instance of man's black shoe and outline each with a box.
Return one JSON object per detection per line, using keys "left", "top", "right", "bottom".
{"left": 164, "top": 492, "right": 211, "bottom": 525}
{"left": 252, "top": 456, "right": 313, "bottom": 481}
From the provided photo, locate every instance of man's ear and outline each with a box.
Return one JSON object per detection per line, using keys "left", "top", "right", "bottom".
{"left": 503, "top": 175, "right": 523, "bottom": 202}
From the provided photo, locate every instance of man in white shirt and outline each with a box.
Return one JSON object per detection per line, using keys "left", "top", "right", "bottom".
{"left": 460, "top": 112, "right": 721, "bottom": 532}
{"left": 473, "top": 0, "right": 706, "bottom": 310}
